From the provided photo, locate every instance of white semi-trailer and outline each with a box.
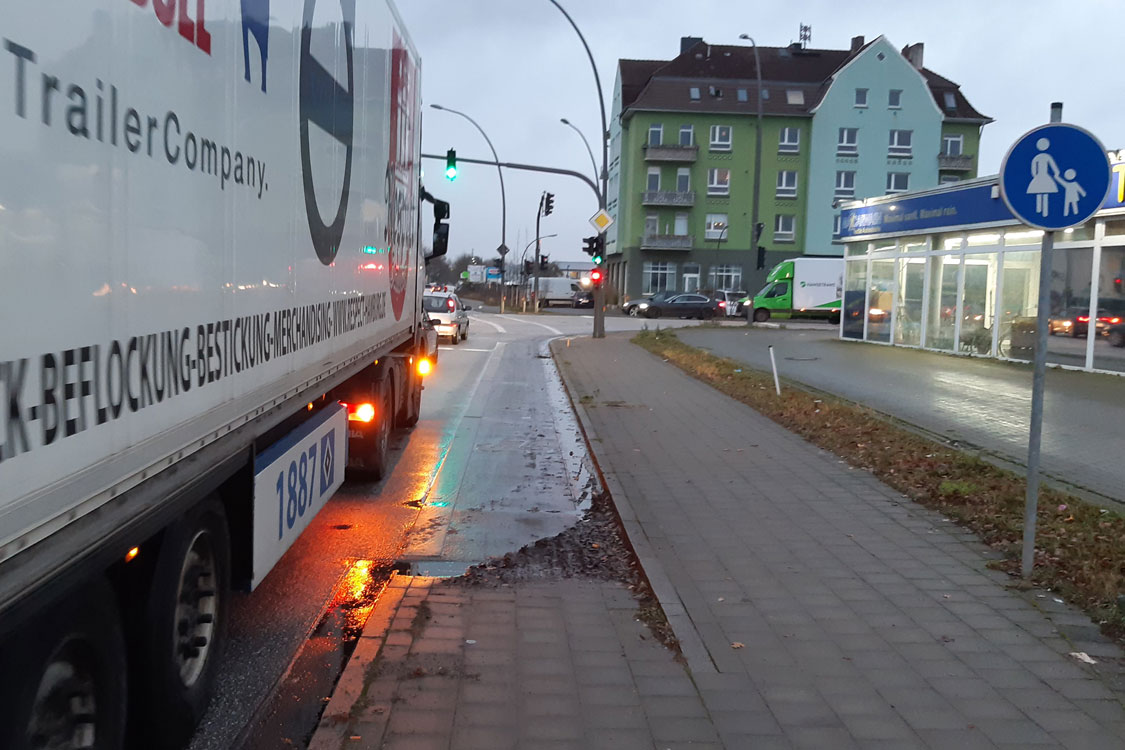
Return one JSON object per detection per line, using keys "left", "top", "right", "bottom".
{"left": 0, "top": 1, "right": 445, "bottom": 747}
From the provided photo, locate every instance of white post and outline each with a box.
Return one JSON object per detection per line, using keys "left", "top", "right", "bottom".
{"left": 768, "top": 345, "right": 781, "bottom": 396}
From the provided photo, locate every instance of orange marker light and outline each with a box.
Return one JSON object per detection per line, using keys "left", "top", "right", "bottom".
{"left": 352, "top": 403, "right": 376, "bottom": 423}
{"left": 417, "top": 358, "right": 433, "bottom": 376}
{"left": 125, "top": 547, "right": 140, "bottom": 563}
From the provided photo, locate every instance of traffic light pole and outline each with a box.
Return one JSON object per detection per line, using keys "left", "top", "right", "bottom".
{"left": 534, "top": 194, "right": 543, "bottom": 313}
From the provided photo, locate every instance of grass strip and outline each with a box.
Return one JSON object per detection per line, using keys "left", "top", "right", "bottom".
{"left": 633, "top": 328, "right": 1125, "bottom": 639}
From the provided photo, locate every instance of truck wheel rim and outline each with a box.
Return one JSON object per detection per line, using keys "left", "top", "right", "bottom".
{"left": 28, "top": 642, "right": 98, "bottom": 750}
{"left": 174, "top": 530, "right": 219, "bottom": 688}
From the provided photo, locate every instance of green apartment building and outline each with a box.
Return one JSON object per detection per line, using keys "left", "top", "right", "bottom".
{"left": 606, "top": 36, "right": 990, "bottom": 302}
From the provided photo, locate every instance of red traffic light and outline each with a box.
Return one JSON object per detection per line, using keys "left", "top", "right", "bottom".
{"left": 590, "top": 268, "right": 604, "bottom": 285}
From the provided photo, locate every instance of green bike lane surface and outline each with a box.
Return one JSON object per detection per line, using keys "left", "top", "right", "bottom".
{"left": 678, "top": 327, "right": 1125, "bottom": 507}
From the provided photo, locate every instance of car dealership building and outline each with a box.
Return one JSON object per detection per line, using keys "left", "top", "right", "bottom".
{"left": 837, "top": 152, "right": 1125, "bottom": 374}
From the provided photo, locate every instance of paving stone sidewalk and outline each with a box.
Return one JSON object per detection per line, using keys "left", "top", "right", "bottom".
{"left": 309, "top": 574, "right": 719, "bottom": 750}
{"left": 551, "top": 333, "right": 1125, "bottom": 749}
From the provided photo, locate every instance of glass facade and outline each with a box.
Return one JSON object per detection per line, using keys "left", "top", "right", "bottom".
{"left": 842, "top": 218, "right": 1125, "bottom": 373}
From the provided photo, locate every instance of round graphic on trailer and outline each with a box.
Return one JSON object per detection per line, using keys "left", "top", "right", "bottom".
{"left": 298, "top": 0, "right": 355, "bottom": 266}
{"left": 386, "top": 37, "right": 419, "bottom": 321}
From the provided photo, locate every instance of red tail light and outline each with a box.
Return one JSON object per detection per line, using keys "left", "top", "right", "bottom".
{"left": 340, "top": 401, "right": 376, "bottom": 423}
{"left": 1077, "top": 315, "right": 1089, "bottom": 323}
{"left": 718, "top": 301, "right": 726, "bottom": 308}
{"left": 446, "top": 298, "right": 455, "bottom": 310}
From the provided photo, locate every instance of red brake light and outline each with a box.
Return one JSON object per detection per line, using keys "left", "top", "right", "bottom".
{"left": 1077, "top": 315, "right": 1089, "bottom": 323}
{"left": 1110, "top": 317, "right": 1122, "bottom": 325}
{"left": 341, "top": 401, "right": 376, "bottom": 423}
{"left": 446, "top": 298, "right": 455, "bottom": 310}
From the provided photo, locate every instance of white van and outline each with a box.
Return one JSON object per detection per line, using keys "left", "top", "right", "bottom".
{"left": 536, "top": 277, "right": 580, "bottom": 306}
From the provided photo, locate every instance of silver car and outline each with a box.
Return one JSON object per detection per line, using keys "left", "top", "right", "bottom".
{"left": 423, "top": 292, "right": 470, "bottom": 344}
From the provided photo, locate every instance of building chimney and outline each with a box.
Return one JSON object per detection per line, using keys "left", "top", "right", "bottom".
{"left": 680, "top": 36, "right": 704, "bottom": 54}
{"left": 902, "top": 42, "right": 924, "bottom": 70}
{"left": 850, "top": 35, "right": 865, "bottom": 53}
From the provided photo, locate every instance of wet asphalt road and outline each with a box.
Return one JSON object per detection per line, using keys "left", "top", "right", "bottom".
{"left": 679, "top": 325, "right": 1125, "bottom": 506}
{"left": 187, "top": 311, "right": 695, "bottom": 750}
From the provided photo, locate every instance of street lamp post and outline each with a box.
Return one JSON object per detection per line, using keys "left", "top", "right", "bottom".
{"left": 738, "top": 34, "right": 764, "bottom": 301}
{"left": 548, "top": 0, "right": 608, "bottom": 338}
{"left": 521, "top": 232, "right": 558, "bottom": 312}
{"left": 560, "top": 118, "right": 599, "bottom": 189}
{"left": 430, "top": 103, "right": 509, "bottom": 313}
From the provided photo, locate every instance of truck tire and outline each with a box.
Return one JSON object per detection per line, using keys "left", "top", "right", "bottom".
{"left": 135, "top": 499, "right": 230, "bottom": 749}
{"left": 399, "top": 368, "right": 422, "bottom": 428}
{"left": 0, "top": 578, "right": 128, "bottom": 750}
{"left": 366, "top": 379, "right": 393, "bottom": 479}
{"left": 753, "top": 308, "right": 770, "bottom": 323}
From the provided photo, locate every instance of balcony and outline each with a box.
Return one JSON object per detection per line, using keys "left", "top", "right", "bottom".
{"left": 641, "top": 190, "right": 695, "bottom": 207}
{"left": 938, "top": 153, "right": 974, "bottom": 171}
{"left": 640, "top": 234, "right": 693, "bottom": 251}
{"left": 643, "top": 144, "right": 698, "bottom": 162}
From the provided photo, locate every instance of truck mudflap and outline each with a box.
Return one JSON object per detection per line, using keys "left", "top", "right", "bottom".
{"left": 250, "top": 404, "right": 347, "bottom": 589}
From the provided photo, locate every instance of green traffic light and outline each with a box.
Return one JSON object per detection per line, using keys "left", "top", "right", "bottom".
{"left": 592, "top": 254, "right": 603, "bottom": 265}
{"left": 445, "top": 165, "right": 457, "bottom": 181}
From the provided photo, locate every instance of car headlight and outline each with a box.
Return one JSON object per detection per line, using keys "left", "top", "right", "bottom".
{"left": 639, "top": 303, "right": 649, "bottom": 309}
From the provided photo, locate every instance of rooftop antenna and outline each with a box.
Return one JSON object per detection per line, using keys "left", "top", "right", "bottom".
{"left": 799, "top": 23, "right": 811, "bottom": 49}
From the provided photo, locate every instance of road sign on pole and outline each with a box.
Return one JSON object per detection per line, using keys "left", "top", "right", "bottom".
{"left": 589, "top": 209, "right": 614, "bottom": 233}
{"left": 999, "top": 114, "right": 1112, "bottom": 579}
{"left": 999, "top": 123, "right": 1110, "bottom": 231}
{"left": 496, "top": 243, "right": 509, "bottom": 257}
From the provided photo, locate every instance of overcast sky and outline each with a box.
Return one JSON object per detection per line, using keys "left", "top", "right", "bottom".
{"left": 397, "top": 0, "right": 1121, "bottom": 264}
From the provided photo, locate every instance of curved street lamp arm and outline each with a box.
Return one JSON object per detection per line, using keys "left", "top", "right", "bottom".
{"left": 430, "top": 106, "right": 507, "bottom": 248}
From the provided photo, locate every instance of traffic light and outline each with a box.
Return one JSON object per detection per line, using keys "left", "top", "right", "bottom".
{"left": 523, "top": 259, "right": 533, "bottom": 275}
{"left": 539, "top": 254, "right": 549, "bottom": 271}
{"left": 444, "top": 148, "right": 457, "bottom": 181}
{"left": 592, "top": 235, "right": 605, "bottom": 265}
{"left": 589, "top": 267, "right": 604, "bottom": 287}
{"left": 756, "top": 245, "right": 766, "bottom": 270}
{"left": 543, "top": 192, "right": 555, "bottom": 216}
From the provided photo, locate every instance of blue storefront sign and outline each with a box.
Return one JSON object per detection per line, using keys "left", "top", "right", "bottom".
{"left": 840, "top": 152, "right": 1125, "bottom": 241}
{"left": 999, "top": 124, "right": 1110, "bottom": 231}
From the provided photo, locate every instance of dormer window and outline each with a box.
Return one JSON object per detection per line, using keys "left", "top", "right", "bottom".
{"left": 786, "top": 89, "right": 804, "bottom": 105}
{"left": 943, "top": 92, "right": 956, "bottom": 110}
{"left": 689, "top": 87, "right": 701, "bottom": 101}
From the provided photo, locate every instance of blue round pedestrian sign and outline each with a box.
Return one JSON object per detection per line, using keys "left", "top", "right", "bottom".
{"left": 999, "top": 124, "right": 1111, "bottom": 231}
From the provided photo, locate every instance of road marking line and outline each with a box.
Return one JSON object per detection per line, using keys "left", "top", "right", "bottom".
{"left": 497, "top": 315, "right": 563, "bottom": 335}
{"left": 470, "top": 315, "right": 506, "bottom": 334}
{"left": 439, "top": 347, "right": 493, "bottom": 352}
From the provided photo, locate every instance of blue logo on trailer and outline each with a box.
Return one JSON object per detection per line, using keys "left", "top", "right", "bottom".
{"left": 320, "top": 430, "right": 335, "bottom": 494}
{"left": 241, "top": 0, "right": 270, "bottom": 92}
{"left": 999, "top": 123, "right": 1111, "bottom": 231}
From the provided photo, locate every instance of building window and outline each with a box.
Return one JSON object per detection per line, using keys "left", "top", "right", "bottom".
{"left": 888, "top": 89, "right": 902, "bottom": 108}
{"left": 644, "top": 215, "right": 658, "bottom": 237}
{"left": 776, "top": 170, "right": 798, "bottom": 199}
{"left": 833, "top": 214, "right": 842, "bottom": 237}
{"left": 942, "top": 134, "right": 964, "bottom": 156}
{"left": 774, "top": 215, "right": 795, "bottom": 242}
{"left": 676, "top": 167, "right": 691, "bottom": 193}
{"left": 704, "top": 213, "right": 729, "bottom": 241}
{"left": 834, "top": 170, "right": 856, "bottom": 198}
{"left": 648, "top": 124, "right": 663, "bottom": 146}
{"left": 689, "top": 87, "right": 701, "bottom": 101}
{"left": 709, "top": 264, "right": 742, "bottom": 291}
{"left": 674, "top": 213, "right": 689, "bottom": 236}
{"left": 646, "top": 167, "right": 660, "bottom": 192}
{"left": 778, "top": 127, "right": 800, "bottom": 154}
{"left": 707, "top": 168, "right": 730, "bottom": 196}
{"left": 886, "top": 172, "right": 910, "bottom": 193}
{"left": 940, "top": 174, "right": 961, "bottom": 184}
{"left": 682, "top": 263, "right": 701, "bottom": 293}
{"left": 709, "top": 86, "right": 723, "bottom": 99}
{"left": 737, "top": 88, "right": 748, "bottom": 102}
{"left": 679, "top": 125, "right": 694, "bottom": 147}
{"left": 854, "top": 88, "right": 868, "bottom": 107}
{"left": 709, "top": 125, "right": 732, "bottom": 151}
{"left": 642, "top": 261, "right": 676, "bottom": 294}
{"left": 786, "top": 89, "right": 804, "bottom": 105}
{"left": 943, "top": 91, "right": 956, "bottom": 110}
{"left": 837, "top": 127, "right": 858, "bottom": 156}
{"left": 889, "top": 129, "right": 913, "bottom": 158}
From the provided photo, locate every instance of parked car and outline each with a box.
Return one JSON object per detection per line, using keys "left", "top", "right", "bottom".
{"left": 1048, "top": 308, "right": 1122, "bottom": 337}
{"left": 572, "top": 289, "right": 594, "bottom": 308}
{"left": 423, "top": 291, "right": 470, "bottom": 344}
{"left": 622, "top": 290, "right": 678, "bottom": 317}
{"left": 714, "top": 289, "right": 748, "bottom": 318}
{"left": 643, "top": 293, "right": 720, "bottom": 319}
{"left": 1108, "top": 322, "right": 1125, "bottom": 348}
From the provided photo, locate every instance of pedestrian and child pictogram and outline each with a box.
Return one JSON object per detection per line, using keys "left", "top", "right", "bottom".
{"left": 1000, "top": 123, "right": 1111, "bottom": 230}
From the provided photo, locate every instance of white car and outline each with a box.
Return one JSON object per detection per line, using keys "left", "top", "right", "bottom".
{"left": 423, "top": 292, "right": 470, "bottom": 344}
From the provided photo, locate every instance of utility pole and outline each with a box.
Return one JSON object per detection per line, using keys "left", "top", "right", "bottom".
{"left": 534, "top": 192, "right": 544, "bottom": 312}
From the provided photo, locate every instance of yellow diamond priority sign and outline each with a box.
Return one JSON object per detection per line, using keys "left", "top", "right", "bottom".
{"left": 589, "top": 209, "right": 614, "bottom": 233}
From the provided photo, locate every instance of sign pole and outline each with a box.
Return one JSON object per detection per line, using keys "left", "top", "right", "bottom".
{"left": 1020, "top": 102, "right": 1064, "bottom": 579}
{"left": 1022, "top": 227, "right": 1054, "bottom": 578}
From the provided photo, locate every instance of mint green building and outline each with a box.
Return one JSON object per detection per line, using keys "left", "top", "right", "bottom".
{"left": 606, "top": 36, "right": 990, "bottom": 302}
